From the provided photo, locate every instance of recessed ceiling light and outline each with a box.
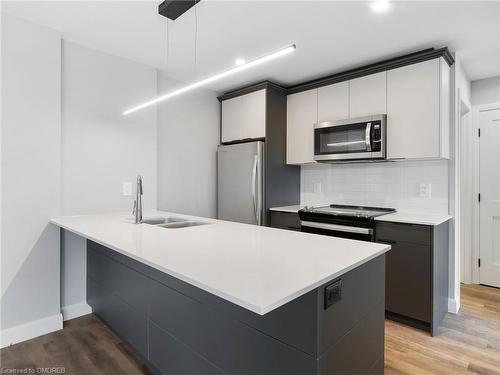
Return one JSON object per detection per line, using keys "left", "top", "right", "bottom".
{"left": 235, "top": 58, "right": 246, "bottom": 66}
{"left": 123, "top": 44, "right": 296, "bottom": 115}
{"left": 370, "top": 0, "right": 390, "bottom": 13}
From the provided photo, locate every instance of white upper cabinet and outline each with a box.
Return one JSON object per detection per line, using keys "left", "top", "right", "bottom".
{"left": 386, "top": 58, "right": 449, "bottom": 160}
{"left": 221, "top": 89, "right": 266, "bottom": 143}
{"left": 287, "top": 89, "right": 317, "bottom": 164}
{"left": 284, "top": 56, "right": 451, "bottom": 164}
{"left": 349, "top": 72, "right": 387, "bottom": 118}
{"left": 317, "top": 81, "right": 349, "bottom": 123}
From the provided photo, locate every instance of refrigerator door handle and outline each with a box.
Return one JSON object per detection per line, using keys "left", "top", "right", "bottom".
{"left": 256, "top": 153, "right": 262, "bottom": 226}
{"left": 251, "top": 155, "right": 258, "bottom": 224}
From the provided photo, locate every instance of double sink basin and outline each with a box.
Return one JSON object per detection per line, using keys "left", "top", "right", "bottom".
{"left": 142, "top": 216, "right": 209, "bottom": 229}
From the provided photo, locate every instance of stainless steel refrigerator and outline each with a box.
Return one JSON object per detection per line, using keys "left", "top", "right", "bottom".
{"left": 217, "top": 141, "right": 264, "bottom": 225}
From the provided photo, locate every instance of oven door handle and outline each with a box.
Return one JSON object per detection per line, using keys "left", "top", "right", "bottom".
{"left": 300, "top": 221, "right": 373, "bottom": 235}
{"left": 365, "top": 122, "right": 372, "bottom": 152}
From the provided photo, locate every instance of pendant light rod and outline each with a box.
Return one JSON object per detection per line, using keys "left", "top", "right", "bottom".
{"left": 123, "top": 44, "right": 296, "bottom": 116}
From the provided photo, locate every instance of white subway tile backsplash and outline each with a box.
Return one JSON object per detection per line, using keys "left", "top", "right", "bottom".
{"left": 301, "top": 160, "right": 449, "bottom": 215}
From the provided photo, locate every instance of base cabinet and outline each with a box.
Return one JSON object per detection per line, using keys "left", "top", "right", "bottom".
{"left": 269, "top": 210, "right": 301, "bottom": 231}
{"left": 375, "top": 221, "right": 449, "bottom": 335}
{"left": 149, "top": 323, "right": 224, "bottom": 375}
{"left": 87, "top": 240, "right": 385, "bottom": 375}
{"left": 382, "top": 238, "right": 432, "bottom": 323}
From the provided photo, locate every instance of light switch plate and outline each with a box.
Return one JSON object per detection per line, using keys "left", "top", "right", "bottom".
{"left": 419, "top": 183, "right": 431, "bottom": 198}
{"left": 122, "top": 182, "right": 132, "bottom": 196}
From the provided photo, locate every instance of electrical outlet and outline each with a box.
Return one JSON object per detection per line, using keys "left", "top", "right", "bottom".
{"left": 419, "top": 183, "right": 431, "bottom": 198}
{"left": 314, "top": 182, "right": 322, "bottom": 193}
{"left": 122, "top": 182, "right": 132, "bottom": 196}
{"left": 324, "top": 279, "right": 342, "bottom": 309}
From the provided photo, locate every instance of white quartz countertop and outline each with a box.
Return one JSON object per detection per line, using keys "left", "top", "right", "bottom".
{"left": 374, "top": 212, "right": 452, "bottom": 226}
{"left": 51, "top": 211, "right": 390, "bottom": 315}
{"left": 269, "top": 205, "right": 304, "bottom": 213}
{"left": 269, "top": 205, "right": 452, "bottom": 226}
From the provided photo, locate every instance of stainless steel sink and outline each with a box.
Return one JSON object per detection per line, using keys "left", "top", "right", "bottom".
{"left": 155, "top": 221, "right": 209, "bottom": 229}
{"left": 141, "top": 216, "right": 209, "bottom": 229}
{"left": 141, "top": 217, "right": 187, "bottom": 225}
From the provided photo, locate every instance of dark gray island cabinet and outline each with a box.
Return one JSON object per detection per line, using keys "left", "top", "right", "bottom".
{"left": 87, "top": 240, "right": 386, "bottom": 375}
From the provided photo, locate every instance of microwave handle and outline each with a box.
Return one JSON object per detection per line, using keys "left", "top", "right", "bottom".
{"left": 365, "top": 122, "right": 372, "bottom": 152}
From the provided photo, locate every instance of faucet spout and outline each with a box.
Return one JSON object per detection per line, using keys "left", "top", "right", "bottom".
{"left": 133, "top": 175, "right": 143, "bottom": 224}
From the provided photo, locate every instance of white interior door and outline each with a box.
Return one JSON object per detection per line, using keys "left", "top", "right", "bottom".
{"left": 479, "top": 107, "right": 500, "bottom": 288}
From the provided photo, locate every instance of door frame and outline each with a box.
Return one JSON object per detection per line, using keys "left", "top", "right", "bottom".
{"left": 471, "top": 102, "right": 500, "bottom": 284}
{"left": 459, "top": 101, "right": 472, "bottom": 284}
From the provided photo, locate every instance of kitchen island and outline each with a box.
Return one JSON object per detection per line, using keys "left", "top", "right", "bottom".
{"left": 51, "top": 211, "right": 390, "bottom": 375}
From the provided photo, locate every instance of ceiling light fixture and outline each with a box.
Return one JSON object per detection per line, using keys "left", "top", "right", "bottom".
{"left": 370, "top": 0, "right": 390, "bottom": 13}
{"left": 123, "top": 44, "right": 296, "bottom": 115}
{"left": 234, "top": 58, "right": 246, "bottom": 66}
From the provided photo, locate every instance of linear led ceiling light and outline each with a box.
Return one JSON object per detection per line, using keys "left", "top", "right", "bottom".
{"left": 123, "top": 44, "right": 296, "bottom": 115}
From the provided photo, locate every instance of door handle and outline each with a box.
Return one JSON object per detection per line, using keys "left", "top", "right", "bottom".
{"left": 300, "top": 221, "right": 373, "bottom": 234}
{"left": 251, "top": 155, "right": 258, "bottom": 225}
{"left": 365, "top": 122, "right": 372, "bottom": 152}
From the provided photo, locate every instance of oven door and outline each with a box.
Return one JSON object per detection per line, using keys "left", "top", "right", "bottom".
{"left": 301, "top": 221, "right": 374, "bottom": 242}
{"left": 314, "top": 115, "right": 386, "bottom": 162}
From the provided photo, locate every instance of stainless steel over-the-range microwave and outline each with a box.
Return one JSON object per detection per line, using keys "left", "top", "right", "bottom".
{"left": 314, "top": 114, "right": 387, "bottom": 162}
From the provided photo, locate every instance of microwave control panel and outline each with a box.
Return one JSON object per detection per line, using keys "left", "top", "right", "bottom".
{"left": 371, "top": 122, "right": 382, "bottom": 152}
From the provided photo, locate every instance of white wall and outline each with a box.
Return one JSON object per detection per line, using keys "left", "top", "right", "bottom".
{"left": 60, "top": 41, "right": 158, "bottom": 315}
{"left": 0, "top": 13, "right": 62, "bottom": 346}
{"left": 62, "top": 41, "right": 158, "bottom": 215}
{"left": 448, "top": 53, "right": 471, "bottom": 313}
{"left": 471, "top": 76, "right": 500, "bottom": 106}
{"left": 157, "top": 76, "right": 219, "bottom": 218}
{"left": 301, "top": 160, "right": 449, "bottom": 215}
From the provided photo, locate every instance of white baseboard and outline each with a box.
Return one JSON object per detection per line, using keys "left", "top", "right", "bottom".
{"left": 0, "top": 313, "right": 63, "bottom": 348}
{"left": 448, "top": 298, "right": 460, "bottom": 314}
{"left": 61, "top": 302, "right": 92, "bottom": 321}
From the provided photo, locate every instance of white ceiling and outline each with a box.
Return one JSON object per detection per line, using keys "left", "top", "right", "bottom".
{"left": 2, "top": 1, "right": 500, "bottom": 93}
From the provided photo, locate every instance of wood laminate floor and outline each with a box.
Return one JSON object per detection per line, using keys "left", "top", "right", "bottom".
{"left": 0, "top": 313, "right": 154, "bottom": 375}
{"left": 386, "top": 284, "right": 500, "bottom": 375}
{"left": 1, "top": 284, "right": 499, "bottom": 375}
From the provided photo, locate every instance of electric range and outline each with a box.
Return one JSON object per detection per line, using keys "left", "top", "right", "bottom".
{"left": 298, "top": 204, "right": 396, "bottom": 242}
